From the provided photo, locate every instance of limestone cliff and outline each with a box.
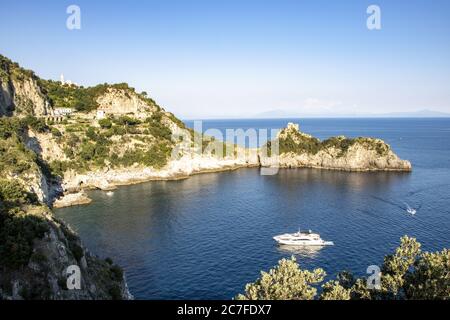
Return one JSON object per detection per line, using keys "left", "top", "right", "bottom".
{"left": 96, "top": 87, "right": 159, "bottom": 119}
{"left": 0, "top": 55, "right": 52, "bottom": 117}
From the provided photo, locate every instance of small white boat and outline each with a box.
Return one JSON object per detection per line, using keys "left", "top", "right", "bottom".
{"left": 273, "top": 230, "right": 334, "bottom": 246}
{"left": 106, "top": 191, "right": 114, "bottom": 197}
{"left": 404, "top": 202, "right": 416, "bottom": 215}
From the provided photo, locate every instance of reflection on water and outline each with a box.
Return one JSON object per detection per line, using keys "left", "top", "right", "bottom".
{"left": 276, "top": 244, "right": 326, "bottom": 258}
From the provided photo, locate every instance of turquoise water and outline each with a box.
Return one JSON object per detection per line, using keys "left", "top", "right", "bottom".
{"left": 55, "top": 118, "right": 450, "bottom": 299}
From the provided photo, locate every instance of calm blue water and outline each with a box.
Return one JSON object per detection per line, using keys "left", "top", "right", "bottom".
{"left": 55, "top": 118, "right": 450, "bottom": 299}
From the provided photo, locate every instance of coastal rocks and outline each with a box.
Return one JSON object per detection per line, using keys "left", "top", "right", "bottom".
{"left": 53, "top": 192, "right": 92, "bottom": 208}
{"left": 53, "top": 151, "right": 260, "bottom": 208}
{"left": 260, "top": 149, "right": 411, "bottom": 171}
{"left": 260, "top": 123, "right": 412, "bottom": 172}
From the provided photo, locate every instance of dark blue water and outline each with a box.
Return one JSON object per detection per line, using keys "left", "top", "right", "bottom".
{"left": 55, "top": 118, "right": 450, "bottom": 299}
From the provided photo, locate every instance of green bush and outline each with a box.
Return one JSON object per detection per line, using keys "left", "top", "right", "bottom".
{"left": 237, "top": 236, "right": 450, "bottom": 300}
{"left": 108, "top": 285, "right": 122, "bottom": 300}
{"left": 51, "top": 127, "right": 62, "bottom": 137}
{"left": 22, "top": 115, "right": 48, "bottom": 133}
{"left": 98, "top": 118, "right": 112, "bottom": 129}
{"left": 79, "top": 142, "right": 96, "bottom": 161}
{"left": 69, "top": 242, "right": 84, "bottom": 262}
{"left": 0, "top": 180, "right": 31, "bottom": 206}
{"left": 0, "top": 205, "right": 49, "bottom": 269}
{"left": 114, "top": 116, "right": 141, "bottom": 126}
{"left": 110, "top": 264, "right": 124, "bottom": 281}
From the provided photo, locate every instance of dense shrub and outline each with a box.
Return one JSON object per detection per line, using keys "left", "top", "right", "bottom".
{"left": 51, "top": 127, "right": 62, "bottom": 137}
{"left": 98, "top": 118, "right": 112, "bottom": 129}
{"left": 69, "top": 242, "right": 84, "bottom": 262}
{"left": 237, "top": 236, "right": 450, "bottom": 300}
{"left": 269, "top": 131, "right": 390, "bottom": 157}
{"left": 110, "top": 264, "right": 124, "bottom": 281}
{"left": 114, "top": 116, "right": 141, "bottom": 126}
{"left": 0, "top": 180, "right": 49, "bottom": 269}
{"left": 22, "top": 115, "right": 48, "bottom": 133}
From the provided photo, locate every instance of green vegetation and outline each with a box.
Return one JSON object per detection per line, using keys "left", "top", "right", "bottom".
{"left": 236, "top": 236, "right": 450, "bottom": 300}
{"left": 236, "top": 256, "right": 325, "bottom": 300}
{"left": 39, "top": 79, "right": 106, "bottom": 112}
{"left": 0, "top": 180, "right": 48, "bottom": 269}
{"left": 265, "top": 130, "right": 390, "bottom": 157}
{"left": 38, "top": 79, "right": 159, "bottom": 113}
{"left": 21, "top": 115, "right": 48, "bottom": 133}
{"left": 0, "top": 118, "right": 51, "bottom": 269}
{"left": 1, "top": 54, "right": 38, "bottom": 85}
{"left": 47, "top": 114, "right": 175, "bottom": 176}
{"left": 113, "top": 115, "right": 141, "bottom": 126}
{"left": 0, "top": 118, "right": 41, "bottom": 176}
{"left": 98, "top": 118, "right": 112, "bottom": 129}
{"left": 280, "top": 134, "right": 321, "bottom": 155}
{"left": 145, "top": 112, "right": 172, "bottom": 141}
{"left": 51, "top": 127, "right": 62, "bottom": 137}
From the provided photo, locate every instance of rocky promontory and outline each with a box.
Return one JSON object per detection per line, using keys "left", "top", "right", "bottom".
{"left": 260, "top": 123, "right": 411, "bottom": 171}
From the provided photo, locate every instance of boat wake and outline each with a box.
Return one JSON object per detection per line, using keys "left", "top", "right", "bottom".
{"left": 403, "top": 201, "right": 419, "bottom": 215}
{"left": 370, "top": 195, "right": 420, "bottom": 215}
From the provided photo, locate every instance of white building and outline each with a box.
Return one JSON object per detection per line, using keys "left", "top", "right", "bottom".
{"left": 53, "top": 108, "right": 74, "bottom": 117}
{"left": 60, "top": 73, "right": 78, "bottom": 86}
{"left": 96, "top": 109, "right": 106, "bottom": 119}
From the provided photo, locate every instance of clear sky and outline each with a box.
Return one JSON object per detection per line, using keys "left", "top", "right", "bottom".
{"left": 1, "top": 0, "right": 449, "bottom": 118}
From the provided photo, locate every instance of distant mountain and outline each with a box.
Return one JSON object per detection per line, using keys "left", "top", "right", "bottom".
{"left": 253, "top": 109, "right": 301, "bottom": 118}
{"left": 252, "top": 109, "right": 450, "bottom": 118}
{"left": 376, "top": 109, "right": 450, "bottom": 117}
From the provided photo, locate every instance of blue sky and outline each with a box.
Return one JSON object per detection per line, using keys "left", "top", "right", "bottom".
{"left": 1, "top": 0, "right": 449, "bottom": 118}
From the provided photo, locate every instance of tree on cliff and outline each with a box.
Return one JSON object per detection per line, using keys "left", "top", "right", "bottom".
{"left": 236, "top": 236, "right": 450, "bottom": 300}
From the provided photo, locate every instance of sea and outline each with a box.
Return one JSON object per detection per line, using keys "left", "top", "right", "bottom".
{"left": 55, "top": 118, "right": 450, "bottom": 299}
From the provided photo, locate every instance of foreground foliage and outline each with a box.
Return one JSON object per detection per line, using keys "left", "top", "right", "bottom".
{"left": 237, "top": 236, "right": 450, "bottom": 300}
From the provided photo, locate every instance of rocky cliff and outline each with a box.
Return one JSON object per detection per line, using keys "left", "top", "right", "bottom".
{"left": 0, "top": 117, "right": 131, "bottom": 300}
{"left": 0, "top": 205, "right": 131, "bottom": 300}
{"left": 260, "top": 123, "right": 411, "bottom": 171}
{"left": 0, "top": 54, "right": 131, "bottom": 299}
{"left": 0, "top": 55, "right": 52, "bottom": 117}
{"left": 96, "top": 87, "right": 159, "bottom": 118}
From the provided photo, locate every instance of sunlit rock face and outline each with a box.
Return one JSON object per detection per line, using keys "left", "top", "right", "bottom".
{"left": 260, "top": 123, "right": 412, "bottom": 172}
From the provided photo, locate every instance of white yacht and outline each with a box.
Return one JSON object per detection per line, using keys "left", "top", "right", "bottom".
{"left": 273, "top": 230, "right": 334, "bottom": 246}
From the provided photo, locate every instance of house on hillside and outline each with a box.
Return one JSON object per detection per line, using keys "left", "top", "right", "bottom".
{"left": 53, "top": 107, "right": 74, "bottom": 117}
{"left": 96, "top": 109, "right": 106, "bottom": 119}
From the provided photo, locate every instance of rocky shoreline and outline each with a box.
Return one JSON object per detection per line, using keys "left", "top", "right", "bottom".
{"left": 53, "top": 144, "right": 411, "bottom": 209}
{"left": 52, "top": 155, "right": 259, "bottom": 208}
